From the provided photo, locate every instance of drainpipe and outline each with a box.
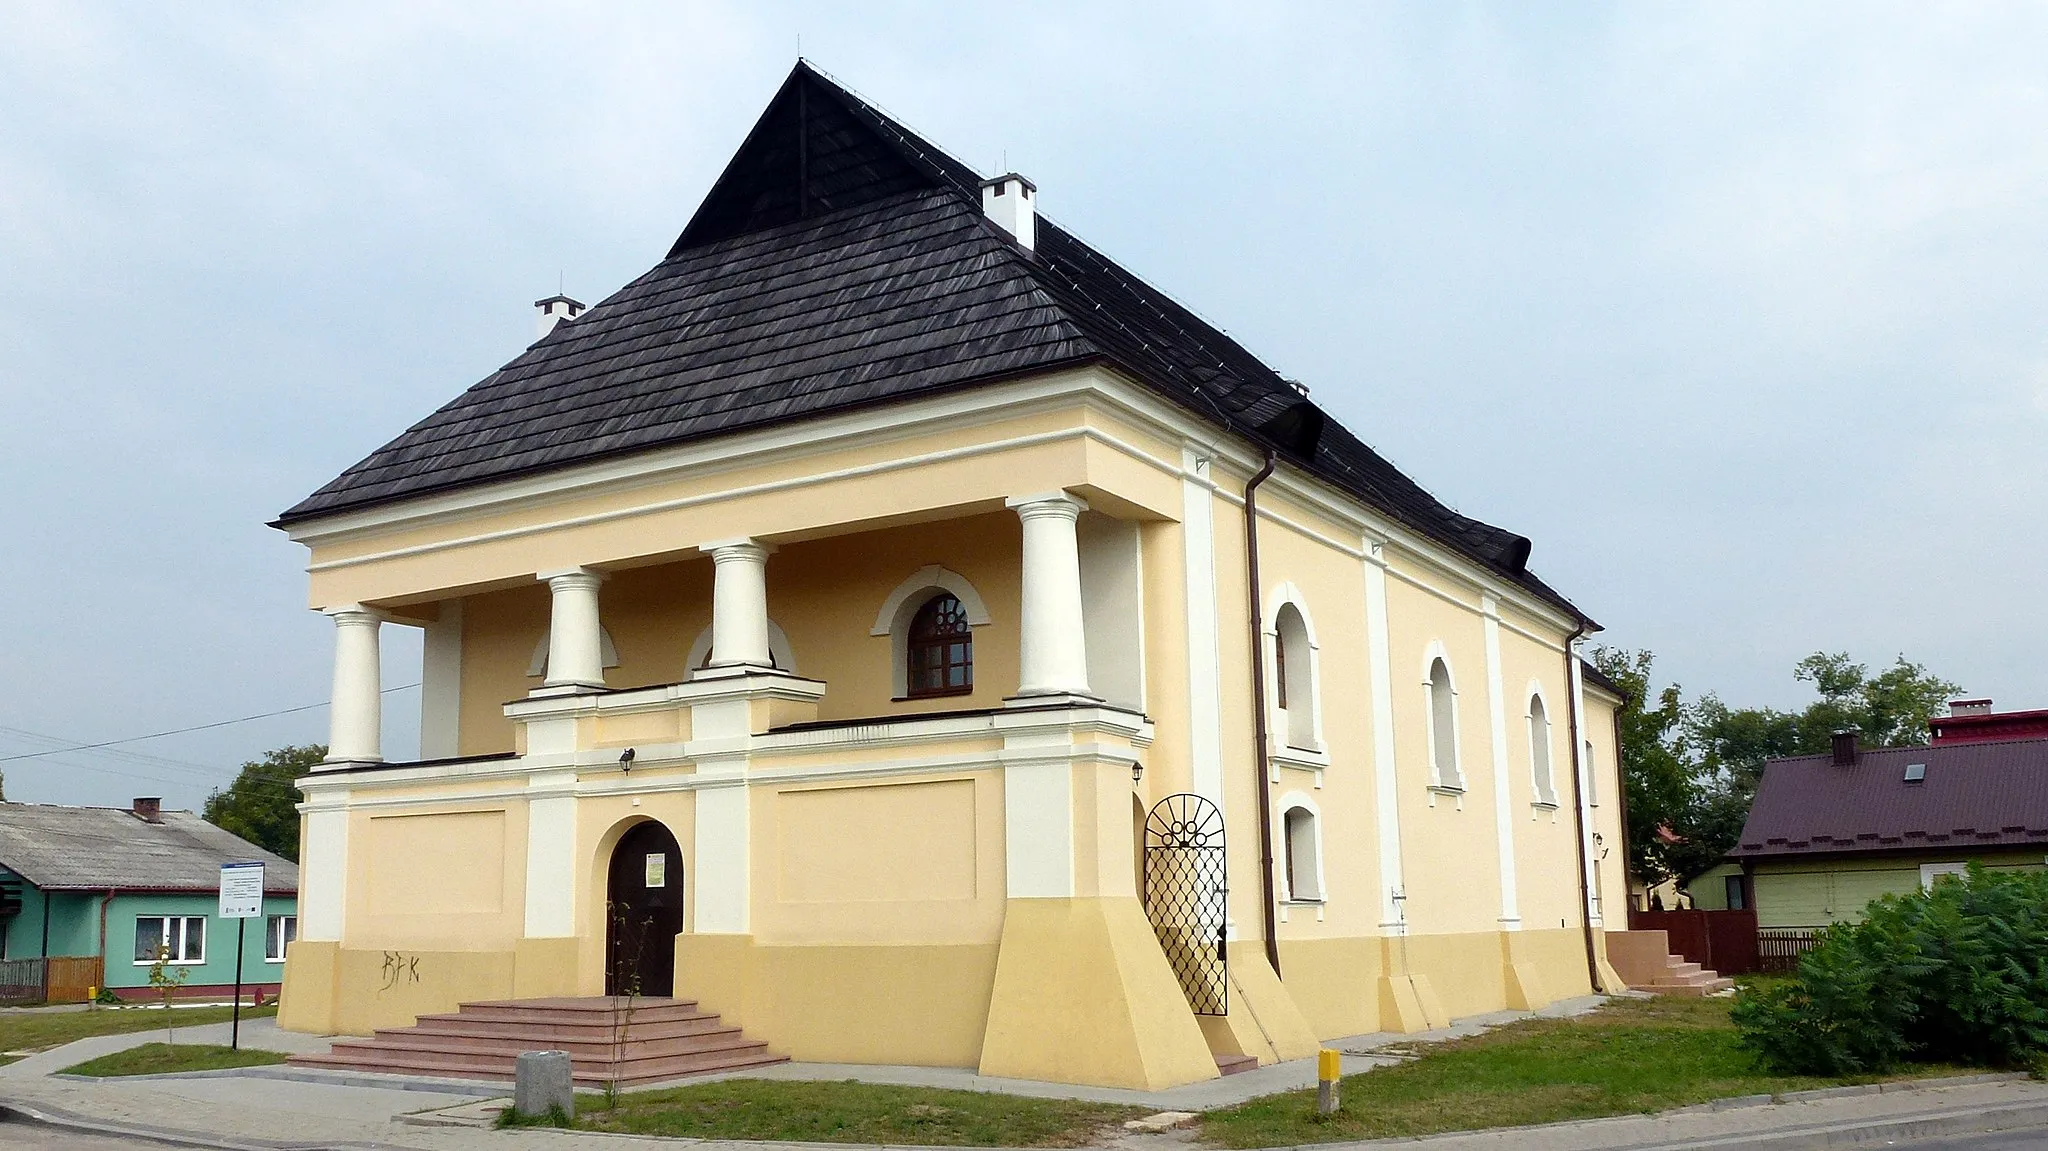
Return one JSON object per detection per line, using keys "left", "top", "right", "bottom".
{"left": 1243, "top": 447, "right": 1282, "bottom": 978}
{"left": 98, "top": 890, "right": 113, "bottom": 972}
{"left": 1562, "top": 625, "right": 1601, "bottom": 992}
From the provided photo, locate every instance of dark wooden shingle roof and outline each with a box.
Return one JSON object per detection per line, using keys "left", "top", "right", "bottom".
{"left": 279, "top": 63, "right": 1583, "bottom": 620}
{"left": 1732, "top": 738, "right": 2048, "bottom": 860}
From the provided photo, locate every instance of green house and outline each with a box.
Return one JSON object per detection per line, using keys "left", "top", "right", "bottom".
{"left": 0, "top": 798, "right": 298, "bottom": 1002}
{"left": 1729, "top": 732, "right": 2048, "bottom": 930}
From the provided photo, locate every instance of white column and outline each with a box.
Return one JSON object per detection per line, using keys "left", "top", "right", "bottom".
{"left": 1363, "top": 543, "right": 1407, "bottom": 933}
{"left": 1482, "top": 595, "right": 1522, "bottom": 929}
{"left": 523, "top": 770, "right": 577, "bottom": 937}
{"left": 1007, "top": 492, "right": 1093, "bottom": 698}
{"left": 539, "top": 568, "right": 605, "bottom": 691}
{"left": 700, "top": 539, "right": 773, "bottom": 669}
{"left": 324, "top": 605, "right": 383, "bottom": 764}
{"left": 1568, "top": 644, "right": 1602, "bottom": 927}
{"left": 1181, "top": 450, "right": 1226, "bottom": 807}
{"left": 299, "top": 801, "right": 349, "bottom": 940}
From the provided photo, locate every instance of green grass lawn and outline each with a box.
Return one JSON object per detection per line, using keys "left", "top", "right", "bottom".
{"left": 574, "top": 1079, "right": 1147, "bottom": 1147}
{"left": 59, "top": 1042, "right": 287, "bottom": 1078}
{"left": 1200, "top": 994, "right": 1965, "bottom": 1147}
{"left": 0, "top": 1005, "right": 277, "bottom": 1054}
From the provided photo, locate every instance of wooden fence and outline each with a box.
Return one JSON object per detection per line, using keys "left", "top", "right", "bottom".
{"left": 1627, "top": 908, "right": 1761, "bottom": 975}
{"left": 0, "top": 956, "right": 104, "bottom": 1005}
{"left": 1757, "top": 928, "right": 1820, "bottom": 973}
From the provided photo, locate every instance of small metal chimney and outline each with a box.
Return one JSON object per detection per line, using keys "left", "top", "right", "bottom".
{"left": 1830, "top": 730, "right": 1860, "bottom": 766}
{"left": 1949, "top": 698, "right": 1993, "bottom": 716}
{"left": 979, "top": 173, "right": 1036, "bottom": 251}
{"left": 131, "top": 797, "right": 162, "bottom": 823}
{"left": 534, "top": 294, "right": 586, "bottom": 338}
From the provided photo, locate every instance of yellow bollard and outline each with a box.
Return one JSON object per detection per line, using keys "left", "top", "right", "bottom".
{"left": 1316, "top": 1048, "right": 1341, "bottom": 1115}
{"left": 87, "top": 986, "right": 98, "bottom": 1011}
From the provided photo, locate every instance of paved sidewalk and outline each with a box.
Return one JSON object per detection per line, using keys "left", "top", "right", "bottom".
{"left": 0, "top": 1017, "right": 334, "bottom": 1081}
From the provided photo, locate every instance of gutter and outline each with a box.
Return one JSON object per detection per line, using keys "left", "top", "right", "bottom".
{"left": 1562, "top": 625, "right": 1601, "bottom": 991}
{"left": 1243, "top": 446, "right": 1283, "bottom": 978}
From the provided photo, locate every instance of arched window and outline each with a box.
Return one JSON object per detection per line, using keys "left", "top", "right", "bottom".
{"left": 1427, "top": 656, "right": 1462, "bottom": 789}
{"left": 906, "top": 594, "right": 973, "bottom": 698}
{"left": 1528, "top": 692, "right": 1557, "bottom": 805}
{"left": 1273, "top": 602, "right": 1317, "bottom": 750}
{"left": 1282, "top": 803, "right": 1323, "bottom": 901}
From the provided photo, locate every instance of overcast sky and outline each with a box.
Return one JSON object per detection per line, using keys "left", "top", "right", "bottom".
{"left": 3, "top": 3, "right": 2044, "bottom": 811}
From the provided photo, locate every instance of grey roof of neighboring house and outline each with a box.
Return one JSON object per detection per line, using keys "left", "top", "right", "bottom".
{"left": 275, "top": 63, "right": 1588, "bottom": 625}
{"left": 1731, "top": 737, "right": 2048, "bottom": 860}
{"left": 0, "top": 804, "right": 298, "bottom": 893}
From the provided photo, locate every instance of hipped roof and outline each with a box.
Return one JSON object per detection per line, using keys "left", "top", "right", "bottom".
{"left": 0, "top": 803, "right": 298, "bottom": 893}
{"left": 278, "top": 63, "right": 1585, "bottom": 622}
{"left": 1732, "top": 737, "right": 2048, "bottom": 860}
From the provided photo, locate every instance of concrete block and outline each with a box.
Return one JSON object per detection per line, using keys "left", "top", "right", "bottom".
{"left": 514, "top": 1050, "right": 574, "bottom": 1119}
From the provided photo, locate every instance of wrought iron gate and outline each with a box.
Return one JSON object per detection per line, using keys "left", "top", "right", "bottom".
{"left": 1143, "top": 793, "right": 1229, "bottom": 1015}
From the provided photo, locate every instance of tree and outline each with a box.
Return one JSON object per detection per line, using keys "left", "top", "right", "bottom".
{"left": 202, "top": 745, "right": 324, "bottom": 861}
{"left": 1597, "top": 649, "right": 1959, "bottom": 890}
{"left": 1591, "top": 648, "right": 1693, "bottom": 888}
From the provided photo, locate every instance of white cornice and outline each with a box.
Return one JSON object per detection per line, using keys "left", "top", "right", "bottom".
{"left": 285, "top": 362, "right": 1585, "bottom": 637}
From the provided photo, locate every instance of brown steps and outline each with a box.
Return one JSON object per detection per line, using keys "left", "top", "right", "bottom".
{"left": 1215, "top": 1053, "right": 1259, "bottom": 1076}
{"left": 288, "top": 996, "right": 787, "bottom": 1087}
{"left": 1631, "top": 953, "right": 1736, "bottom": 997}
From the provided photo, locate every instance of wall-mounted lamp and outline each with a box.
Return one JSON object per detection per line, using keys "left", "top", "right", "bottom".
{"left": 619, "top": 747, "right": 636, "bottom": 774}
{"left": 1131, "top": 760, "right": 1144, "bottom": 784}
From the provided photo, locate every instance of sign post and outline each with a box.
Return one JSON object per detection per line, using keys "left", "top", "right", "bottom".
{"left": 218, "top": 862, "right": 264, "bottom": 1051}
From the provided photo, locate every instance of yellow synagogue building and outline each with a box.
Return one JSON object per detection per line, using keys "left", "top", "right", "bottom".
{"left": 273, "top": 63, "right": 1633, "bottom": 1090}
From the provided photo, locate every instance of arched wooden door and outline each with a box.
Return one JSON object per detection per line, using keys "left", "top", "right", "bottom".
{"left": 606, "top": 821, "right": 684, "bottom": 997}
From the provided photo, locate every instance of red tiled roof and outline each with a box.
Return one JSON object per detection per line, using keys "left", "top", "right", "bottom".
{"left": 1731, "top": 736, "right": 2048, "bottom": 859}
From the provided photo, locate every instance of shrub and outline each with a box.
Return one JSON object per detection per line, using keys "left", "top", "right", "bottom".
{"left": 1734, "top": 864, "right": 2048, "bottom": 1075}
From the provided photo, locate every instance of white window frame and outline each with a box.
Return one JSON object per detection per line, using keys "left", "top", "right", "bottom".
{"left": 133, "top": 915, "right": 206, "bottom": 966}
{"left": 1422, "top": 644, "right": 1465, "bottom": 793}
{"left": 265, "top": 914, "right": 297, "bottom": 963}
{"left": 1278, "top": 792, "right": 1327, "bottom": 904}
{"left": 1526, "top": 684, "right": 1559, "bottom": 808}
{"left": 685, "top": 620, "right": 798, "bottom": 676}
{"left": 1920, "top": 862, "right": 1968, "bottom": 892}
{"left": 1265, "top": 584, "right": 1325, "bottom": 753}
{"left": 869, "top": 566, "right": 992, "bottom": 700}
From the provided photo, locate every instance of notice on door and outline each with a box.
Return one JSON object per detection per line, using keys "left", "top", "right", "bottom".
{"left": 644, "top": 853, "right": 666, "bottom": 888}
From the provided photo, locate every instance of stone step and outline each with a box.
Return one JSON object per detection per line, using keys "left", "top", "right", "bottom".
{"left": 1666, "top": 961, "right": 1704, "bottom": 978}
{"left": 294, "top": 1044, "right": 786, "bottom": 1087}
{"left": 345, "top": 1026, "right": 750, "bottom": 1062}
{"left": 402, "top": 1012, "right": 727, "bottom": 1042}
{"left": 431, "top": 998, "right": 706, "bottom": 1024}
{"left": 1215, "top": 1053, "right": 1258, "bottom": 1076}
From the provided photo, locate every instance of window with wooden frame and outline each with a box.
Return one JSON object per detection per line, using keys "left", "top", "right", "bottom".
{"left": 905, "top": 593, "right": 973, "bottom": 698}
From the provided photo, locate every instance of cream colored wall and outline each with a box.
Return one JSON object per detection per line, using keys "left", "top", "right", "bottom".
{"left": 1582, "top": 690, "right": 1629, "bottom": 925}
{"left": 1381, "top": 563, "right": 1504, "bottom": 938}
{"left": 769, "top": 512, "right": 1021, "bottom": 720}
{"left": 1496, "top": 623, "right": 1580, "bottom": 932}
{"left": 343, "top": 795, "right": 529, "bottom": 952}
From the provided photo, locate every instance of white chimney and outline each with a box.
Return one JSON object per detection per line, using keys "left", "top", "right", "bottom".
{"left": 534, "top": 294, "right": 586, "bottom": 338}
{"left": 979, "top": 173, "right": 1036, "bottom": 251}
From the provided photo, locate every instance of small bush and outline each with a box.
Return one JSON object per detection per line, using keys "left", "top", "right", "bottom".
{"left": 1735, "top": 864, "right": 2048, "bottom": 1075}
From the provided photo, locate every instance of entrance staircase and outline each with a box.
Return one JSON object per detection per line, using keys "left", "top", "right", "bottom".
{"left": 289, "top": 997, "right": 786, "bottom": 1087}
{"left": 1631, "top": 953, "right": 1735, "bottom": 997}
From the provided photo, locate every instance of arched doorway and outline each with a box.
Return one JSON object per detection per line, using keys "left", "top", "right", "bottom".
{"left": 606, "top": 821, "right": 684, "bottom": 997}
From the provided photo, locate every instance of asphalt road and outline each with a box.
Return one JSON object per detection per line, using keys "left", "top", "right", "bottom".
{"left": 1887, "top": 1129, "right": 2048, "bottom": 1150}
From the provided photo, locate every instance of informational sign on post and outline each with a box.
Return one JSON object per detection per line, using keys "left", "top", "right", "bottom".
{"left": 218, "top": 862, "right": 264, "bottom": 1049}
{"left": 219, "top": 862, "right": 264, "bottom": 919}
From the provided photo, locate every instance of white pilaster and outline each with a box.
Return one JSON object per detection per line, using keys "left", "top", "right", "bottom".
{"left": 1482, "top": 595, "right": 1521, "bottom": 930}
{"left": 1002, "top": 730, "right": 1076, "bottom": 898}
{"left": 1363, "top": 544, "right": 1407, "bottom": 933}
{"left": 1181, "top": 450, "right": 1225, "bottom": 807}
{"left": 523, "top": 770, "right": 577, "bottom": 937}
{"left": 1008, "top": 492, "right": 1093, "bottom": 698}
{"left": 1568, "top": 644, "right": 1602, "bottom": 927}
{"left": 299, "top": 802, "right": 349, "bottom": 941}
{"left": 324, "top": 605, "right": 383, "bottom": 764}
{"left": 539, "top": 568, "right": 606, "bottom": 691}
{"left": 700, "top": 539, "right": 773, "bottom": 670}
{"left": 420, "top": 600, "right": 463, "bottom": 760}
{"left": 693, "top": 779, "right": 750, "bottom": 932}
